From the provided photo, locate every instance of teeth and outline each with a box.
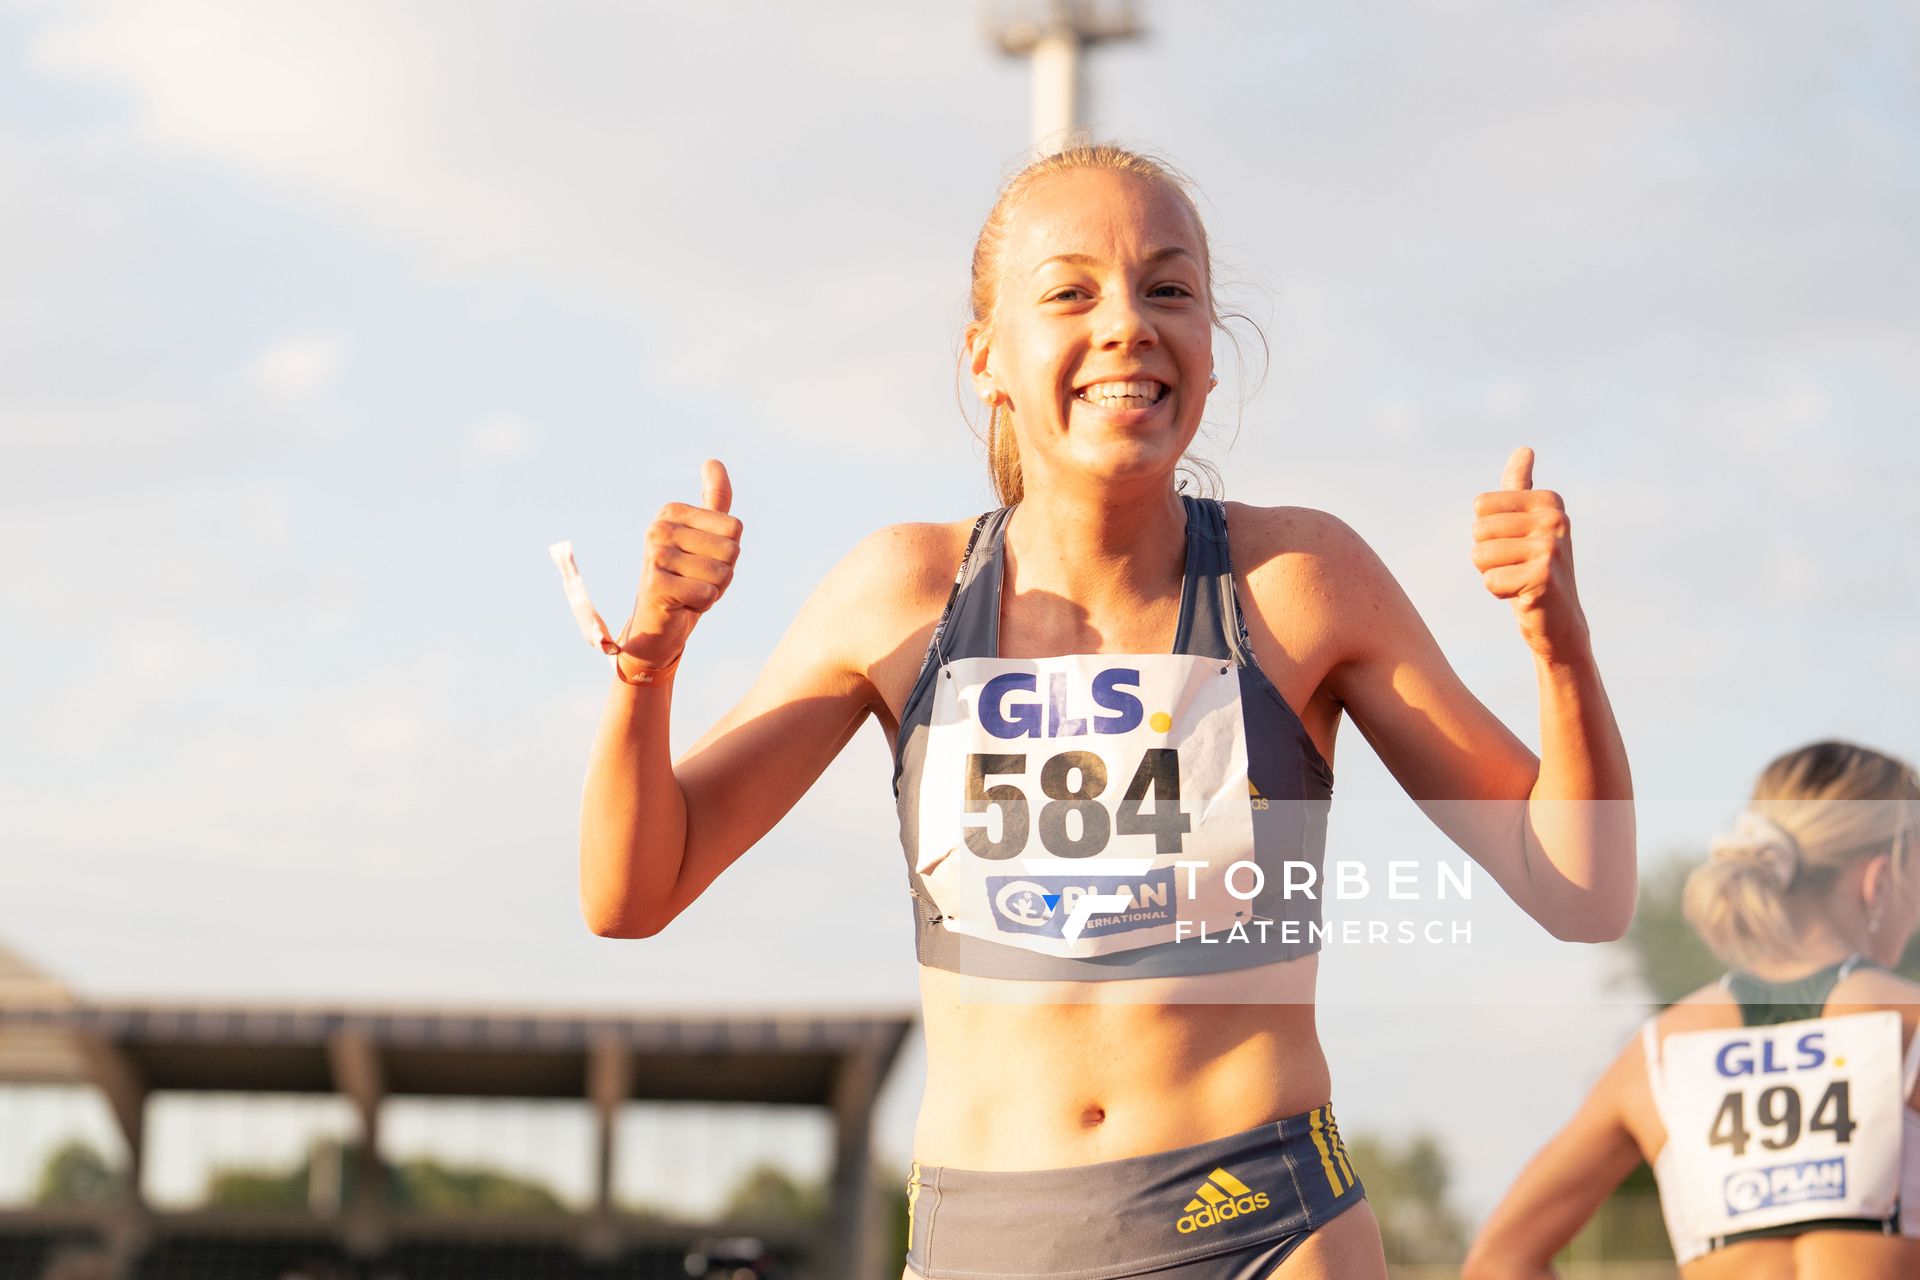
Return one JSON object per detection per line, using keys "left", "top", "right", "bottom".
{"left": 1077, "top": 380, "right": 1165, "bottom": 407}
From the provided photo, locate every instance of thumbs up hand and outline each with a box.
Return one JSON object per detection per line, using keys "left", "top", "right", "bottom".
{"left": 619, "top": 459, "right": 743, "bottom": 674}
{"left": 1471, "top": 447, "right": 1588, "bottom": 662}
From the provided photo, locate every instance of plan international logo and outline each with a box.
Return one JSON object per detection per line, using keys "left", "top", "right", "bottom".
{"left": 984, "top": 869, "right": 1176, "bottom": 938}
{"left": 1724, "top": 1158, "right": 1847, "bottom": 1216}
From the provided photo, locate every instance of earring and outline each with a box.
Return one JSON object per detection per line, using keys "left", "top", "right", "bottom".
{"left": 1869, "top": 905, "right": 1885, "bottom": 934}
{"left": 1207, "top": 372, "right": 1219, "bottom": 389}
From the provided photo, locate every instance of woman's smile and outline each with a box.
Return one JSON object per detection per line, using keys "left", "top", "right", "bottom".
{"left": 1075, "top": 377, "right": 1167, "bottom": 413}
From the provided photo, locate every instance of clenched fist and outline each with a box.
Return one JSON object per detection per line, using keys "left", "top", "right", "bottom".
{"left": 1471, "top": 447, "right": 1589, "bottom": 663}
{"left": 618, "top": 459, "right": 742, "bottom": 673}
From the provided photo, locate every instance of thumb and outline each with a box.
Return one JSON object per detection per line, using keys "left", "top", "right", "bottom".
{"left": 1501, "top": 446, "right": 1534, "bottom": 492}
{"left": 701, "top": 458, "right": 733, "bottom": 514}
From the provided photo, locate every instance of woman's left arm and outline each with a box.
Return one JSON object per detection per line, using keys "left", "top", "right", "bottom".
{"left": 1320, "top": 446, "right": 1635, "bottom": 941}
{"left": 1461, "top": 1039, "right": 1648, "bottom": 1280}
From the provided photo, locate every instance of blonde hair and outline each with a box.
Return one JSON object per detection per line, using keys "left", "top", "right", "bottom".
{"left": 963, "top": 137, "right": 1256, "bottom": 505}
{"left": 1684, "top": 740, "right": 1920, "bottom": 969}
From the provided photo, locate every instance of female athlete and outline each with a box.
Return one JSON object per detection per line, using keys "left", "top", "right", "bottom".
{"left": 558, "top": 143, "right": 1635, "bottom": 1278}
{"left": 1465, "top": 740, "right": 1920, "bottom": 1279}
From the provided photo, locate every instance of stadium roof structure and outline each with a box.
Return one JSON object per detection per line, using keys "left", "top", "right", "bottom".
{"left": 1, "top": 1000, "right": 909, "bottom": 1104}
{"left": 0, "top": 941, "right": 916, "bottom": 1280}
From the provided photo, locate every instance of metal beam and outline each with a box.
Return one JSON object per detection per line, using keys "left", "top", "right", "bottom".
{"left": 72, "top": 1033, "right": 145, "bottom": 1195}
{"left": 583, "top": 1035, "right": 632, "bottom": 1260}
{"left": 825, "top": 1035, "right": 890, "bottom": 1280}
{"left": 985, "top": 0, "right": 1144, "bottom": 149}
{"left": 325, "top": 1028, "right": 388, "bottom": 1256}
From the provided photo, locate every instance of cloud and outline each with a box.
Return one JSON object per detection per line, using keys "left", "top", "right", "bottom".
{"left": 22, "top": 0, "right": 995, "bottom": 451}
{"left": 247, "top": 333, "right": 347, "bottom": 400}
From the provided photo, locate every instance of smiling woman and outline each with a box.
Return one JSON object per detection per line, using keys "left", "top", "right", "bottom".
{"left": 561, "top": 140, "right": 1636, "bottom": 1280}
{"left": 965, "top": 147, "right": 1228, "bottom": 507}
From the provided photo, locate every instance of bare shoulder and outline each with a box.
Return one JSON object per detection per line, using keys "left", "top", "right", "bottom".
{"left": 1621, "top": 987, "right": 1740, "bottom": 1145}
{"left": 1662, "top": 981, "right": 1742, "bottom": 1021}
{"left": 1636, "top": 984, "right": 1745, "bottom": 1052}
{"left": 827, "top": 518, "right": 975, "bottom": 624}
{"left": 1222, "top": 501, "right": 1377, "bottom": 570}
{"left": 1221, "top": 500, "right": 1409, "bottom": 666}
{"left": 1834, "top": 966, "right": 1920, "bottom": 1007}
{"left": 1223, "top": 501, "right": 1401, "bottom": 611}
{"left": 822, "top": 517, "right": 980, "bottom": 712}
{"left": 1831, "top": 967, "right": 1920, "bottom": 1047}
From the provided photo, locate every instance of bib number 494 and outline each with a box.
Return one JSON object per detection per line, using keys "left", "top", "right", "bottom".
{"left": 963, "top": 748, "right": 1192, "bottom": 859}
{"left": 1707, "top": 1080, "right": 1857, "bottom": 1157}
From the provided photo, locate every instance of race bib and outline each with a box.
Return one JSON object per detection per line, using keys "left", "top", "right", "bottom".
{"left": 914, "top": 653, "right": 1257, "bottom": 958}
{"left": 1661, "top": 1012, "right": 1904, "bottom": 1241}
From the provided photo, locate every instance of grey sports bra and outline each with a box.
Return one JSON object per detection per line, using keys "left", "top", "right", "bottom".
{"left": 890, "top": 496, "right": 1335, "bottom": 980}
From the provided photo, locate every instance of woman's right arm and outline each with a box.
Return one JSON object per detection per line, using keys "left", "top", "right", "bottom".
{"left": 577, "top": 465, "right": 941, "bottom": 937}
{"left": 1461, "top": 1039, "right": 1648, "bottom": 1280}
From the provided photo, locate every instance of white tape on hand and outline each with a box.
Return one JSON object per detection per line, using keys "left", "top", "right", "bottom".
{"left": 548, "top": 541, "right": 621, "bottom": 659}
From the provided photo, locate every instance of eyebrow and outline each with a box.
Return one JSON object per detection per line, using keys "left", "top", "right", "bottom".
{"left": 1032, "top": 246, "right": 1198, "bottom": 275}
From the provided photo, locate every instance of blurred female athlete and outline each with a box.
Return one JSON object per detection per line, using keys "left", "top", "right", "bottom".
{"left": 558, "top": 143, "right": 1634, "bottom": 1278}
{"left": 1466, "top": 740, "right": 1920, "bottom": 1279}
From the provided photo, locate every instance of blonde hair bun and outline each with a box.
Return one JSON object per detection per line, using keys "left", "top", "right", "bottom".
{"left": 1683, "top": 740, "right": 1920, "bottom": 970}
{"left": 1708, "top": 810, "right": 1802, "bottom": 890}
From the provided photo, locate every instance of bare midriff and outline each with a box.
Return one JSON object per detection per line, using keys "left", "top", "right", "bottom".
{"left": 909, "top": 954, "right": 1326, "bottom": 1170}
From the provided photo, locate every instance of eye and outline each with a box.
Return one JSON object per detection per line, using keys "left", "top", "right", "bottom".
{"left": 1045, "top": 287, "right": 1088, "bottom": 303}
{"left": 1152, "top": 283, "right": 1194, "bottom": 298}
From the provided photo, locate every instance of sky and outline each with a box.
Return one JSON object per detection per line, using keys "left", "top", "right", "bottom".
{"left": 3, "top": 0, "right": 1918, "bottom": 1228}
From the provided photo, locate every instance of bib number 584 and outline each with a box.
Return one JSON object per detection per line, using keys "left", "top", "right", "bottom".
{"left": 962, "top": 749, "right": 1192, "bottom": 860}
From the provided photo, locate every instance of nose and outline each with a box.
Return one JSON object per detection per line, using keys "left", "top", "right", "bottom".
{"left": 1094, "top": 288, "right": 1157, "bottom": 350}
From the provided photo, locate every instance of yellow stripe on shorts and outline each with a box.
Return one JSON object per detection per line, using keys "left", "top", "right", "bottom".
{"left": 906, "top": 1161, "right": 921, "bottom": 1240}
{"left": 1325, "top": 1111, "right": 1356, "bottom": 1186}
{"left": 1307, "top": 1106, "right": 1346, "bottom": 1196}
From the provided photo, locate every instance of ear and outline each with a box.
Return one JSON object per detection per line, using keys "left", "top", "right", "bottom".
{"left": 965, "top": 320, "right": 994, "bottom": 392}
{"left": 1862, "top": 852, "right": 1895, "bottom": 913}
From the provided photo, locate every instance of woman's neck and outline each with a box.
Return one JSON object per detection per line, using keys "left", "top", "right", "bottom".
{"left": 1003, "top": 483, "right": 1188, "bottom": 604}
{"left": 1737, "top": 927, "right": 1861, "bottom": 983}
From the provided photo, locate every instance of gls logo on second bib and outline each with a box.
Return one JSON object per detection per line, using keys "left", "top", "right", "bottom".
{"left": 1715, "top": 1030, "right": 1827, "bottom": 1078}
{"left": 979, "top": 668, "right": 1143, "bottom": 738}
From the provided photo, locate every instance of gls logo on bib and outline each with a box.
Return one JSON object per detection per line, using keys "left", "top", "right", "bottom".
{"left": 977, "top": 669, "right": 1144, "bottom": 738}
{"left": 916, "top": 653, "right": 1257, "bottom": 959}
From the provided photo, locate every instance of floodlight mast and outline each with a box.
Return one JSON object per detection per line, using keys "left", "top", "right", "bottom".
{"left": 986, "top": 1, "right": 1142, "bottom": 152}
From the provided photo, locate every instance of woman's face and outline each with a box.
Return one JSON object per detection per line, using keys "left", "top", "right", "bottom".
{"left": 971, "top": 169, "right": 1213, "bottom": 498}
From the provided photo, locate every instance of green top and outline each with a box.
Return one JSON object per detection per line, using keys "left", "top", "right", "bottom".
{"left": 1724, "top": 953, "right": 1887, "bottom": 1027}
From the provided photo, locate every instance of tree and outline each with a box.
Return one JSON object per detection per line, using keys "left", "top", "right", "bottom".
{"left": 720, "top": 1162, "right": 827, "bottom": 1223}
{"left": 1344, "top": 1133, "right": 1469, "bottom": 1264}
{"left": 206, "top": 1163, "right": 307, "bottom": 1209}
{"left": 876, "top": 1159, "right": 910, "bottom": 1274}
{"left": 1614, "top": 851, "right": 1724, "bottom": 1006}
{"left": 34, "top": 1140, "right": 124, "bottom": 1205}
{"left": 388, "top": 1157, "right": 565, "bottom": 1214}
{"left": 199, "top": 1144, "right": 567, "bottom": 1214}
